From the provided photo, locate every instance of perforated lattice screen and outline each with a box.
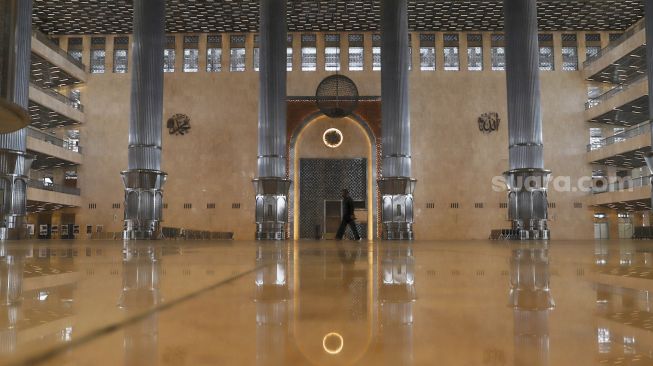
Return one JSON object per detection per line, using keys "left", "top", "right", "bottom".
{"left": 32, "top": 0, "right": 643, "bottom": 35}
{"left": 299, "top": 158, "right": 366, "bottom": 239}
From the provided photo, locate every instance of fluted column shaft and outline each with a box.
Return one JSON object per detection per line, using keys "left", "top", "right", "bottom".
{"left": 380, "top": 0, "right": 411, "bottom": 178}
{"left": 254, "top": 0, "right": 290, "bottom": 240}
{"left": 644, "top": 0, "right": 653, "bottom": 209}
{"left": 0, "top": 0, "right": 30, "bottom": 152}
{"left": 647, "top": 0, "right": 653, "bottom": 138}
{"left": 0, "top": 0, "right": 30, "bottom": 153}
{"left": 501, "top": 0, "right": 550, "bottom": 239}
{"left": 0, "top": 0, "right": 32, "bottom": 239}
{"left": 378, "top": 0, "right": 415, "bottom": 240}
{"left": 505, "top": 0, "right": 543, "bottom": 170}
{"left": 128, "top": 0, "right": 165, "bottom": 171}
{"left": 122, "top": 0, "right": 167, "bottom": 240}
{"left": 257, "top": 0, "right": 287, "bottom": 178}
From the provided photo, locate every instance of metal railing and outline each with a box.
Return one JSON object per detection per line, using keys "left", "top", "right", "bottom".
{"left": 30, "top": 81, "right": 84, "bottom": 112}
{"left": 585, "top": 73, "right": 647, "bottom": 110}
{"left": 587, "top": 122, "right": 651, "bottom": 151}
{"left": 27, "top": 179, "right": 81, "bottom": 196}
{"left": 593, "top": 175, "right": 652, "bottom": 194}
{"left": 583, "top": 18, "right": 645, "bottom": 68}
{"left": 27, "top": 127, "right": 82, "bottom": 153}
{"left": 31, "top": 28, "right": 86, "bottom": 71}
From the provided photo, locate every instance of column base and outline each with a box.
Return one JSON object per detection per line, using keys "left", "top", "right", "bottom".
{"left": 255, "top": 223, "right": 287, "bottom": 240}
{"left": 121, "top": 170, "right": 167, "bottom": 241}
{"left": 499, "top": 168, "right": 551, "bottom": 241}
{"left": 0, "top": 150, "right": 34, "bottom": 241}
{"left": 253, "top": 178, "right": 291, "bottom": 241}
{"left": 381, "top": 222, "right": 414, "bottom": 240}
{"left": 122, "top": 227, "right": 162, "bottom": 240}
{"left": 0, "top": 227, "right": 28, "bottom": 241}
{"left": 378, "top": 177, "right": 417, "bottom": 241}
{"left": 490, "top": 228, "right": 550, "bottom": 241}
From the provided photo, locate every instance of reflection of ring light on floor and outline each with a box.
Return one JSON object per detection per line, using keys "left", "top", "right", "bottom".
{"left": 322, "top": 332, "right": 344, "bottom": 354}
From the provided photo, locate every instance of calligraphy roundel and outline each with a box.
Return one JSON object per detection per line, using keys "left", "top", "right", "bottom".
{"left": 478, "top": 112, "right": 500, "bottom": 134}
{"left": 167, "top": 114, "right": 191, "bottom": 135}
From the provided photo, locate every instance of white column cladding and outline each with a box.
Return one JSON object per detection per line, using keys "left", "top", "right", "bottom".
{"left": 643, "top": 0, "right": 653, "bottom": 210}
{"left": 0, "top": 0, "right": 34, "bottom": 240}
{"left": 502, "top": 0, "right": 551, "bottom": 240}
{"left": 378, "top": 0, "right": 416, "bottom": 240}
{"left": 253, "top": 0, "right": 291, "bottom": 240}
{"left": 121, "top": 0, "right": 168, "bottom": 240}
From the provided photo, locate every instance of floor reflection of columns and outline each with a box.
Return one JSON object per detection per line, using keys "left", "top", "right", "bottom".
{"left": 0, "top": 244, "right": 27, "bottom": 353}
{"left": 118, "top": 243, "right": 161, "bottom": 366}
{"left": 255, "top": 242, "right": 291, "bottom": 366}
{"left": 377, "top": 242, "right": 416, "bottom": 365}
{"left": 509, "top": 245, "right": 554, "bottom": 366}
{"left": 593, "top": 243, "right": 653, "bottom": 361}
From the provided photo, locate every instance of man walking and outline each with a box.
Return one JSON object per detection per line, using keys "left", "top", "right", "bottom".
{"left": 335, "top": 189, "right": 362, "bottom": 241}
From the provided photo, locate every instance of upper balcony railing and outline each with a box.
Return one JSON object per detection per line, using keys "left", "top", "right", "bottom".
{"left": 30, "top": 81, "right": 84, "bottom": 113}
{"left": 594, "top": 175, "right": 652, "bottom": 194}
{"left": 585, "top": 73, "right": 647, "bottom": 110}
{"left": 27, "top": 127, "right": 82, "bottom": 153}
{"left": 583, "top": 18, "right": 645, "bottom": 68}
{"left": 587, "top": 121, "right": 650, "bottom": 151}
{"left": 32, "top": 28, "right": 86, "bottom": 71}
{"left": 27, "top": 179, "right": 81, "bottom": 196}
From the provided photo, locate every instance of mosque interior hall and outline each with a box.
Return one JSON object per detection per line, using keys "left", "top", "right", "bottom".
{"left": 2, "top": 0, "right": 653, "bottom": 365}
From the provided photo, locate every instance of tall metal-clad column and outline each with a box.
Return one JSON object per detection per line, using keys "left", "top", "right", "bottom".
{"left": 253, "top": 0, "right": 291, "bottom": 240}
{"left": 378, "top": 0, "right": 416, "bottom": 240}
{"left": 642, "top": 0, "right": 653, "bottom": 211}
{"left": 121, "top": 0, "right": 167, "bottom": 240}
{"left": 502, "top": 0, "right": 551, "bottom": 240}
{"left": 0, "top": 0, "right": 34, "bottom": 240}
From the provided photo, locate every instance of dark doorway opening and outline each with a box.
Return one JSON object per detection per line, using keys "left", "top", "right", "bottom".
{"left": 299, "top": 158, "right": 367, "bottom": 239}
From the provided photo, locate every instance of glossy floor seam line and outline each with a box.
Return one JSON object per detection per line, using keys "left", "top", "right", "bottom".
{"left": 2, "top": 247, "right": 263, "bottom": 366}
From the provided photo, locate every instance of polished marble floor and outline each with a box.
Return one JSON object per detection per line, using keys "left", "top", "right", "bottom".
{"left": 0, "top": 239, "right": 652, "bottom": 365}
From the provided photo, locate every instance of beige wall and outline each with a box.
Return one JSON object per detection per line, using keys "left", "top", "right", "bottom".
{"left": 67, "top": 31, "right": 594, "bottom": 240}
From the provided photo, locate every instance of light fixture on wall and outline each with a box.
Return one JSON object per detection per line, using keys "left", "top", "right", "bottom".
{"left": 323, "top": 128, "right": 343, "bottom": 148}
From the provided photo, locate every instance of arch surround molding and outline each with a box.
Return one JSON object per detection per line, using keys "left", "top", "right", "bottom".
{"left": 286, "top": 97, "right": 382, "bottom": 240}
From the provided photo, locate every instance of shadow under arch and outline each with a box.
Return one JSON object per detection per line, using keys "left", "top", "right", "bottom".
{"left": 288, "top": 111, "right": 379, "bottom": 240}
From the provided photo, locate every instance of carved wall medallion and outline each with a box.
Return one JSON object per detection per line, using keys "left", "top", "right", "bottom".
{"left": 478, "top": 112, "right": 500, "bottom": 134}
{"left": 167, "top": 114, "right": 191, "bottom": 135}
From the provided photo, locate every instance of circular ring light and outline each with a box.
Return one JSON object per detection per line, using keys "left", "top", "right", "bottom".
{"left": 323, "top": 128, "right": 343, "bottom": 148}
{"left": 322, "top": 332, "right": 344, "bottom": 355}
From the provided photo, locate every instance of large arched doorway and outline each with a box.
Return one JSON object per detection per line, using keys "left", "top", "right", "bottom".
{"left": 289, "top": 113, "right": 377, "bottom": 240}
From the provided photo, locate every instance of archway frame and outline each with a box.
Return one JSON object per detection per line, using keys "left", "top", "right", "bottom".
{"left": 288, "top": 109, "right": 380, "bottom": 240}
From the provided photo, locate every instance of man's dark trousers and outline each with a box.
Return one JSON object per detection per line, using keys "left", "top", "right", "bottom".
{"left": 336, "top": 217, "right": 361, "bottom": 240}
